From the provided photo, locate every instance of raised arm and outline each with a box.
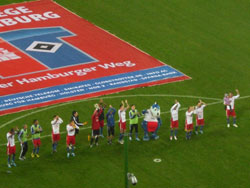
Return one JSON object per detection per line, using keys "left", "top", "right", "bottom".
{"left": 176, "top": 102, "right": 181, "bottom": 110}
{"left": 200, "top": 100, "right": 206, "bottom": 106}
{"left": 51, "top": 118, "right": 57, "bottom": 125}
{"left": 58, "top": 117, "right": 63, "bottom": 124}
{"left": 234, "top": 89, "right": 240, "bottom": 99}
{"left": 107, "top": 105, "right": 116, "bottom": 115}
{"left": 186, "top": 111, "right": 194, "bottom": 116}
{"left": 92, "top": 110, "right": 97, "bottom": 119}
{"left": 112, "top": 108, "right": 116, "bottom": 115}
{"left": 124, "top": 100, "right": 130, "bottom": 111}
{"left": 170, "top": 103, "right": 178, "bottom": 112}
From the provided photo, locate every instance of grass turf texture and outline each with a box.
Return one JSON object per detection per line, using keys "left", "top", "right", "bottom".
{"left": 0, "top": 0, "right": 250, "bottom": 187}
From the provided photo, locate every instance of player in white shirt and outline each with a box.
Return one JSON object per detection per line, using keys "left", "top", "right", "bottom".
{"left": 170, "top": 100, "right": 181, "bottom": 140}
{"left": 66, "top": 120, "right": 79, "bottom": 158}
{"left": 194, "top": 100, "right": 206, "bottom": 135}
{"left": 185, "top": 106, "right": 195, "bottom": 140}
{"left": 226, "top": 89, "right": 240, "bottom": 128}
{"left": 51, "top": 115, "right": 63, "bottom": 153}
{"left": 7, "top": 128, "right": 18, "bottom": 168}
{"left": 118, "top": 100, "right": 130, "bottom": 144}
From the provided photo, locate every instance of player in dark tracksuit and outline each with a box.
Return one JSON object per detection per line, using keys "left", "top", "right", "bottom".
{"left": 106, "top": 105, "right": 116, "bottom": 144}
{"left": 71, "top": 111, "right": 84, "bottom": 135}
{"left": 18, "top": 124, "right": 29, "bottom": 160}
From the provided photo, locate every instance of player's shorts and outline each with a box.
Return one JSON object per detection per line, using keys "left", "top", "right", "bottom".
{"left": 226, "top": 109, "right": 236, "bottom": 117}
{"left": 147, "top": 121, "right": 158, "bottom": 132}
{"left": 185, "top": 123, "right": 193, "bottom": 131}
{"left": 170, "top": 119, "right": 179, "bottom": 128}
{"left": 196, "top": 118, "right": 205, "bottom": 126}
{"left": 108, "top": 126, "right": 115, "bottom": 136}
{"left": 66, "top": 135, "right": 75, "bottom": 145}
{"left": 92, "top": 129, "right": 100, "bottom": 137}
{"left": 196, "top": 118, "right": 204, "bottom": 126}
{"left": 32, "top": 139, "right": 41, "bottom": 147}
{"left": 119, "top": 121, "right": 126, "bottom": 130}
{"left": 7, "top": 145, "right": 16, "bottom": 155}
{"left": 52, "top": 133, "right": 60, "bottom": 142}
{"left": 99, "top": 120, "right": 104, "bottom": 128}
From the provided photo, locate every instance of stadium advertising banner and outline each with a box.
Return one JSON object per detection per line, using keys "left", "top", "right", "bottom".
{"left": 0, "top": 0, "right": 190, "bottom": 115}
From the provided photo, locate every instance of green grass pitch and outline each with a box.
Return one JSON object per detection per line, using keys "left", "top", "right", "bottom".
{"left": 0, "top": 0, "right": 250, "bottom": 187}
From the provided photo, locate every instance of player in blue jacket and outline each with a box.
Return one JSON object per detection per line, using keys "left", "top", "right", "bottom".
{"left": 106, "top": 105, "right": 116, "bottom": 144}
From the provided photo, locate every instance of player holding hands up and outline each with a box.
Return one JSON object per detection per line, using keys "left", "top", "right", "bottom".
{"left": 118, "top": 100, "right": 130, "bottom": 144}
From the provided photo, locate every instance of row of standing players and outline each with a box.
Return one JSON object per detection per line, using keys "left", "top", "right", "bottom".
{"left": 5, "top": 89, "right": 240, "bottom": 168}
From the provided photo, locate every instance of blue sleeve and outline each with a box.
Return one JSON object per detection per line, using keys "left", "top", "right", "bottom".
{"left": 72, "top": 116, "right": 83, "bottom": 126}
{"left": 112, "top": 108, "right": 116, "bottom": 115}
{"left": 142, "top": 110, "right": 147, "bottom": 115}
{"left": 129, "top": 111, "right": 136, "bottom": 119}
{"left": 107, "top": 109, "right": 111, "bottom": 115}
{"left": 106, "top": 112, "right": 109, "bottom": 119}
{"left": 107, "top": 108, "right": 116, "bottom": 116}
{"left": 129, "top": 111, "right": 132, "bottom": 118}
{"left": 31, "top": 126, "right": 35, "bottom": 135}
{"left": 18, "top": 130, "right": 23, "bottom": 142}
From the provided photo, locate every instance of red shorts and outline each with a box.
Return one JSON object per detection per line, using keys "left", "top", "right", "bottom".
{"left": 7, "top": 145, "right": 16, "bottom": 155}
{"left": 67, "top": 135, "right": 75, "bottom": 145}
{"left": 52, "top": 133, "right": 60, "bottom": 142}
{"left": 119, "top": 121, "right": 126, "bottom": 130}
{"left": 33, "top": 139, "right": 41, "bottom": 147}
{"left": 226, "top": 109, "right": 236, "bottom": 117}
{"left": 170, "top": 119, "right": 179, "bottom": 128}
{"left": 185, "top": 123, "right": 193, "bottom": 131}
{"left": 99, "top": 120, "right": 104, "bottom": 128}
{"left": 147, "top": 121, "right": 158, "bottom": 132}
{"left": 196, "top": 118, "right": 204, "bottom": 126}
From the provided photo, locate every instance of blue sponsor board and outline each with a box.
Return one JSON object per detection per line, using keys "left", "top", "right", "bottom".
{"left": 0, "top": 65, "right": 184, "bottom": 111}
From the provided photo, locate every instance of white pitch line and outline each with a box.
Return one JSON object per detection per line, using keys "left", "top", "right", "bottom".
{"left": 0, "top": 94, "right": 221, "bottom": 129}
{"left": 0, "top": 95, "right": 249, "bottom": 146}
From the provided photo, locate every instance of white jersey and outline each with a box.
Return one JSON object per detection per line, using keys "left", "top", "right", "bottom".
{"left": 194, "top": 105, "right": 206, "bottom": 120}
{"left": 66, "top": 124, "right": 79, "bottom": 136}
{"left": 185, "top": 111, "right": 194, "bottom": 124}
{"left": 143, "top": 109, "right": 158, "bottom": 122}
{"left": 51, "top": 117, "right": 63, "bottom": 134}
{"left": 227, "top": 95, "right": 240, "bottom": 110}
{"left": 6, "top": 132, "right": 15, "bottom": 147}
{"left": 118, "top": 109, "right": 126, "bottom": 123}
{"left": 170, "top": 103, "right": 181, "bottom": 121}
